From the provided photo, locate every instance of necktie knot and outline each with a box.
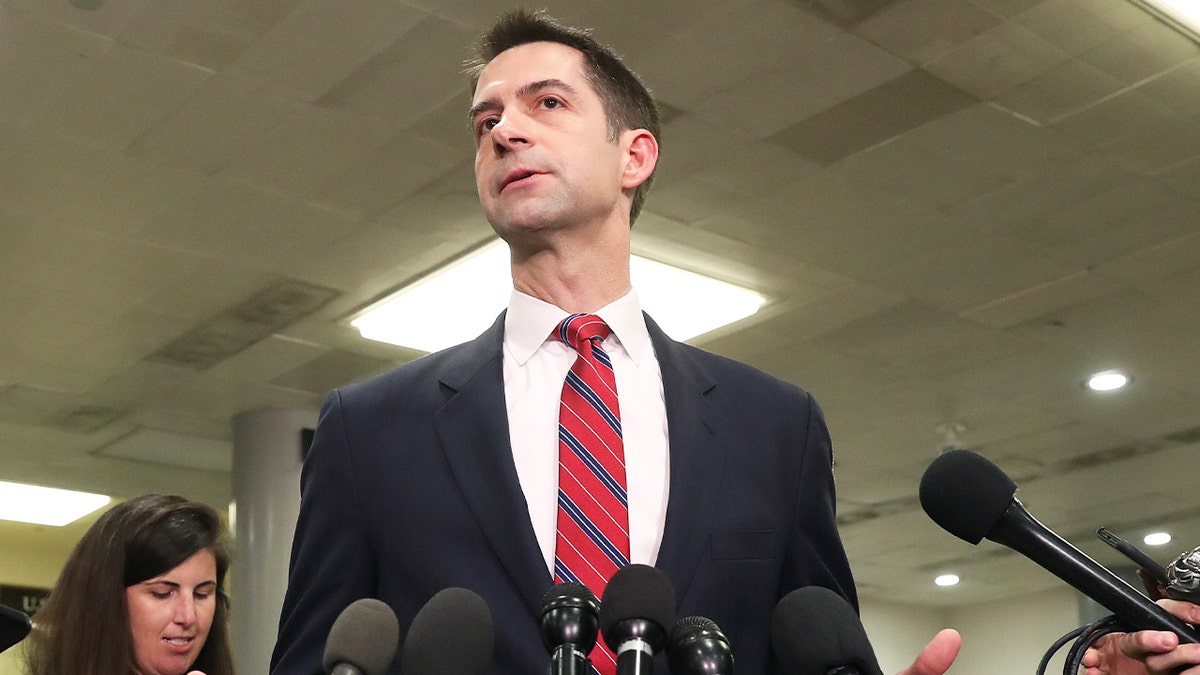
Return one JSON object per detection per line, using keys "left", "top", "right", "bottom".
{"left": 556, "top": 314, "right": 612, "bottom": 353}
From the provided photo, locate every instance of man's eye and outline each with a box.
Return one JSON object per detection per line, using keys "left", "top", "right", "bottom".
{"left": 542, "top": 97, "right": 561, "bottom": 109}
{"left": 477, "top": 118, "right": 498, "bottom": 135}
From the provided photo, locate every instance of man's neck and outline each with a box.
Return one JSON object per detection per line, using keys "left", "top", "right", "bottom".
{"left": 508, "top": 231, "right": 632, "bottom": 314}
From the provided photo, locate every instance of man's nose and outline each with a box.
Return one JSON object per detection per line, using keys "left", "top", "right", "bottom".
{"left": 490, "top": 114, "right": 531, "bottom": 152}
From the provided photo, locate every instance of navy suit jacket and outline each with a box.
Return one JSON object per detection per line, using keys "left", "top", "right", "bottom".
{"left": 270, "top": 313, "right": 856, "bottom": 674}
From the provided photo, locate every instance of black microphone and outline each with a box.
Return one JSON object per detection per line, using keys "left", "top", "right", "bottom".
{"left": 401, "top": 587, "right": 494, "bottom": 675}
{"left": 920, "top": 449, "right": 1200, "bottom": 643}
{"left": 599, "top": 564, "right": 675, "bottom": 675}
{"left": 0, "top": 603, "right": 32, "bottom": 654}
{"left": 541, "top": 582, "right": 600, "bottom": 675}
{"left": 667, "top": 615, "right": 734, "bottom": 674}
{"left": 770, "top": 586, "right": 882, "bottom": 675}
{"left": 322, "top": 598, "right": 400, "bottom": 675}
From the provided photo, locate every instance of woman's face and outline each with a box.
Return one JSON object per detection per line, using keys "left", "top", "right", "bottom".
{"left": 125, "top": 549, "right": 218, "bottom": 675}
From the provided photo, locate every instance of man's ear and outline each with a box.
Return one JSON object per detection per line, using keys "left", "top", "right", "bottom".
{"left": 621, "top": 129, "right": 659, "bottom": 189}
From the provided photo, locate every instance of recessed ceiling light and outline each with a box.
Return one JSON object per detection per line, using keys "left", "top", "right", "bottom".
{"left": 1144, "top": 532, "right": 1173, "bottom": 546}
{"left": 935, "top": 574, "right": 960, "bottom": 587}
{"left": 0, "top": 481, "right": 111, "bottom": 526}
{"left": 351, "top": 239, "right": 767, "bottom": 352}
{"left": 1086, "top": 370, "right": 1129, "bottom": 391}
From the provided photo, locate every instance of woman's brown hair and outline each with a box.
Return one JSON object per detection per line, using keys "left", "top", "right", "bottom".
{"left": 23, "top": 493, "right": 235, "bottom": 675}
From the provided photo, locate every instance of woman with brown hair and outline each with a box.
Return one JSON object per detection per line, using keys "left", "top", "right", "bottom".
{"left": 23, "top": 493, "right": 235, "bottom": 675}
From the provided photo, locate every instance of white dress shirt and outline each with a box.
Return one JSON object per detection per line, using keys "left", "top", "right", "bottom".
{"left": 503, "top": 288, "right": 670, "bottom": 576}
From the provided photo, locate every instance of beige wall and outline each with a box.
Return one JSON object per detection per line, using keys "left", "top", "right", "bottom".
{"left": 862, "top": 587, "right": 1082, "bottom": 674}
{"left": 0, "top": 541, "right": 65, "bottom": 675}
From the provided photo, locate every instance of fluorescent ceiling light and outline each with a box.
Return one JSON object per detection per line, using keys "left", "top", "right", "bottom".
{"left": 0, "top": 481, "right": 111, "bottom": 526}
{"left": 1132, "top": 0, "right": 1200, "bottom": 38}
{"left": 351, "top": 239, "right": 767, "bottom": 353}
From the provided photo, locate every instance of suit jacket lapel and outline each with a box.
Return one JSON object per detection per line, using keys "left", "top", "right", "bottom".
{"left": 645, "top": 315, "right": 724, "bottom": 603}
{"left": 433, "top": 312, "right": 552, "bottom": 617}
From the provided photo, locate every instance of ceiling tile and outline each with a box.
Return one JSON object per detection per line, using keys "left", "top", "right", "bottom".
{"left": 1013, "top": 0, "right": 1152, "bottom": 57}
{"left": 314, "top": 14, "right": 473, "bottom": 128}
{"left": 1052, "top": 90, "right": 1184, "bottom": 149}
{"left": 118, "top": 0, "right": 264, "bottom": 70}
{"left": 691, "top": 32, "right": 912, "bottom": 138}
{"left": 227, "top": 0, "right": 428, "bottom": 101}
{"left": 926, "top": 20, "right": 1072, "bottom": 98}
{"left": 852, "top": 69, "right": 981, "bottom": 130}
{"left": 270, "top": 349, "right": 395, "bottom": 393}
{"left": 32, "top": 43, "right": 212, "bottom": 151}
{"left": 1135, "top": 56, "right": 1200, "bottom": 117}
{"left": 96, "top": 427, "right": 231, "bottom": 472}
{"left": 992, "top": 57, "right": 1126, "bottom": 124}
{"left": 1105, "top": 118, "right": 1200, "bottom": 174}
{"left": 126, "top": 76, "right": 296, "bottom": 174}
{"left": 636, "top": 0, "right": 843, "bottom": 109}
{"left": 310, "top": 131, "right": 466, "bottom": 220}
{"left": 960, "top": 269, "right": 1127, "bottom": 328}
{"left": 1078, "top": 18, "right": 1200, "bottom": 87}
{"left": 789, "top": 0, "right": 905, "bottom": 26}
{"left": 215, "top": 106, "right": 394, "bottom": 198}
{"left": 853, "top": 0, "right": 1002, "bottom": 65}
{"left": 4, "top": 0, "right": 153, "bottom": 39}
{"left": 0, "top": 4, "right": 116, "bottom": 123}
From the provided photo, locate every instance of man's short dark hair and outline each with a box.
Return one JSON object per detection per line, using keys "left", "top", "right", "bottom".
{"left": 466, "top": 9, "right": 661, "bottom": 224}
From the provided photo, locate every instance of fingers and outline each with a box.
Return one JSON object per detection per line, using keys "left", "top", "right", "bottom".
{"left": 1119, "top": 630, "right": 1179, "bottom": 659}
{"left": 1140, "top": 642, "right": 1200, "bottom": 674}
{"left": 897, "top": 628, "right": 962, "bottom": 675}
{"left": 1158, "top": 598, "right": 1200, "bottom": 624}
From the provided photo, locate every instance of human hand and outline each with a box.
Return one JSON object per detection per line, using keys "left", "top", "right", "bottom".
{"left": 1081, "top": 599, "right": 1200, "bottom": 674}
{"left": 895, "top": 628, "right": 961, "bottom": 675}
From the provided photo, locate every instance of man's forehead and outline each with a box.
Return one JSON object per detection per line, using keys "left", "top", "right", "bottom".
{"left": 473, "top": 41, "right": 586, "bottom": 98}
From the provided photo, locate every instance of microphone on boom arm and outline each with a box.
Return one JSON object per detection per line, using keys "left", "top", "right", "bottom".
{"left": 920, "top": 449, "right": 1200, "bottom": 643}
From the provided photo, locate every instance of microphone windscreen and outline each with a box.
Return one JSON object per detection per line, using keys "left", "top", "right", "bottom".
{"left": 669, "top": 615, "right": 721, "bottom": 645}
{"left": 541, "top": 581, "right": 598, "bottom": 614}
{"left": 598, "top": 564, "right": 675, "bottom": 638}
{"left": 0, "top": 603, "right": 31, "bottom": 654}
{"left": 401, "top": 587, "right": 493, "bottom": 675}
{"left": 770, "top": 586, "right": 882, "bottom": 675}
{"left": 668, "top": 616, "right": 733, "bottom": 674}
{"left": 322, "top": 598, "right": 400, "bottom": 675}
{"left": 919, "top": 448, "right": 1016, "bottom": 545}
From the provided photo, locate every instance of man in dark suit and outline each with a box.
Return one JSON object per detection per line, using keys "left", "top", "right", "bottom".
{"left": 271, "top": 10, "right": 960, "bottom": 674}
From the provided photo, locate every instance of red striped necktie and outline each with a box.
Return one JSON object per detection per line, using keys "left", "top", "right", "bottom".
{"left": 553, "top": 313, "right": 629, "bottom": 675}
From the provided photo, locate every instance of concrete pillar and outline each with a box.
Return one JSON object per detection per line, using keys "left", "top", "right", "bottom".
{"left": 229, "top": 407, "right": 316, "bottom": 674}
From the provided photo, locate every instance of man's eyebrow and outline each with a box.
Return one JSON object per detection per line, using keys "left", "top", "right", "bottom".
{"left": 517, "top": 78, "right": 578, "bottom": 99}
{"left": 468, "top": 78, "right": 579, "bottom": 122}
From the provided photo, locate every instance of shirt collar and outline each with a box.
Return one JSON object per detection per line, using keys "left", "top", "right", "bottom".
{"left": 504, "top": 288, "right": 654, "bottom": 366}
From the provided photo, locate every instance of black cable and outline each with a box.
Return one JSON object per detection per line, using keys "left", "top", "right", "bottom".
{"left": 1035, "top": 615, "right": 1127, "bottom": 675}
{"left": 1036, "top": 623, "right": 1089, "bottom": 675}
{"left": 1064, "top": 615, "right": 1124, "bottom": 675}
